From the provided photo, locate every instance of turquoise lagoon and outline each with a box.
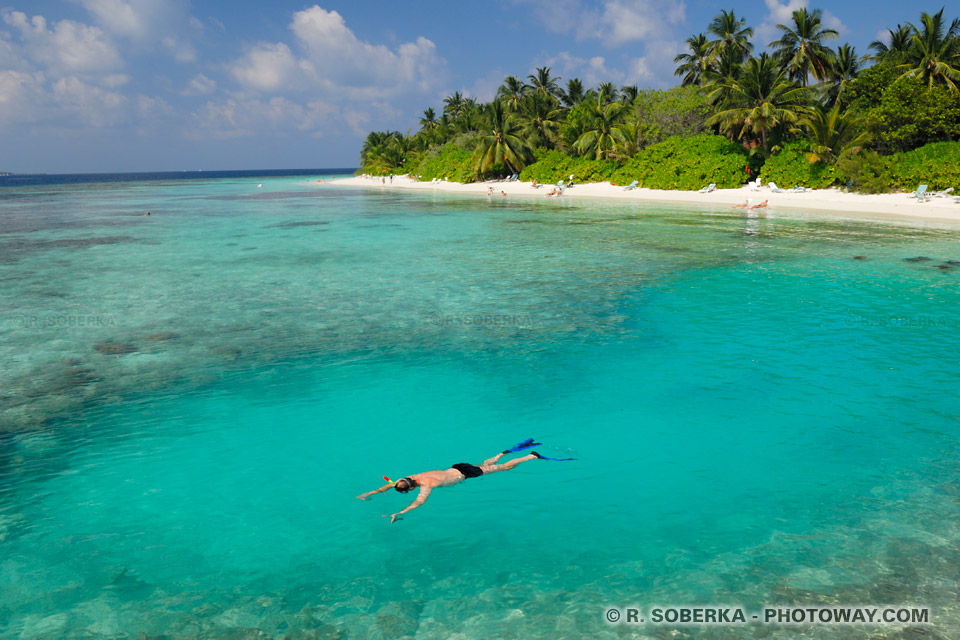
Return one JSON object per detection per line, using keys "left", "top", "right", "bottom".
{"left": 1, "top": 174, "right": 959, "bottom": 639}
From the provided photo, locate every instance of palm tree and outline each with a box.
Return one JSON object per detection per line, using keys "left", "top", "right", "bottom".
{"left": 527, "top": 66, "right": 561, "bottom": 100}
{"left": 674, "top": 34, "right": 715, "bottom": 87}
{"left": 620, "top": 84, "right": 640, "bottom": 103}
{"left": 898, "top": 9, "right": 960, "bottom": 91}
{"left": 497, "top": 76, "right": 529, "bottom": 112}
{"left": 458, "top": 97, "right": 481, "bottom": 130}
{"left": 826, "top": 44, "right": 868, "bottom": 106}
{"left": 869, "top": 24, "right": 913, "bottom": 62}
{"left": 360, "top": 131, "right": 408, "bottom": 173}
{"left": 443, "top": 91, "right": 465, "bottom": 119}
{"left": 520, "top": 92, "right": 564, "bottom": 149}
{"left": 707, "top": 53, "right": 809, "bottom": 150}
{"left": 702, "top": 46, "right": 745, "bottom": 107}
{"left": 418, "top": 107, "right": 437, "bottom": 131}
{"left": 597, "top": 82, "right": 620, "bottom": 104}
{"left": 770, "top": 8, "right": 838, "bottom": 86}
{"left": 562, "top": 78, "right": 586, "bottom": 106}
{"left": 574, "top": 97, "right": 627, "bottom": 160}
{"left": 795, "top": 104, "right": 870, "bottom": 164}
{"left": 473, "top": 101, "right": 533, "bottom": 176}
{"left": 707, "top": 10, "right": 753, "bottom": 64}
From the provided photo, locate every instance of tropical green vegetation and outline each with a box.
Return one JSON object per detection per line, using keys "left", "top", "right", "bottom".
{"left": 359, "top": 7, "right": 960, "bottom": 193}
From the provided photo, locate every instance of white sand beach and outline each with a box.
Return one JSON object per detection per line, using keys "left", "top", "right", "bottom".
{"left": 329, "top": 175, "right": 960, "bottom": 223}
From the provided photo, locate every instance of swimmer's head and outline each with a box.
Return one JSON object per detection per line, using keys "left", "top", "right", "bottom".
{"left": 394, "top": 477, "right": 416, "bottom": 493}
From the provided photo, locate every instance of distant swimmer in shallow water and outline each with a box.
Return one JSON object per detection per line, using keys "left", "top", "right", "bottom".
{"left": 357, "top": 439, "right": 574, "bottom": 523}
{"left": 750, "top": 199, "right": 768, "bottom": 209}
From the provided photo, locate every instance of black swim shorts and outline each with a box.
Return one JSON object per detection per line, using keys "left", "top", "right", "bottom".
{"left": 452, "top": 462, "right": 484, "bottom": 478}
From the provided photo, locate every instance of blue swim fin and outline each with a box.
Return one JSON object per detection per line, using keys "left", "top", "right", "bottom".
{"left": 503, "top": 438, "right": 542, "bottom": 454}
{"left": 533, "top": 451, "right": 577, "bottom": 461}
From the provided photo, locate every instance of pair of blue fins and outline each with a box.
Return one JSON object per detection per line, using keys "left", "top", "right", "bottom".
{"left": 503, "top": 438, "right": 576, "bottom": 461}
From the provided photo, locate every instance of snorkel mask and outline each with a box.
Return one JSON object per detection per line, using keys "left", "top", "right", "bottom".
{"left": 384, "top": 475, "right": 414, "bottom": 492}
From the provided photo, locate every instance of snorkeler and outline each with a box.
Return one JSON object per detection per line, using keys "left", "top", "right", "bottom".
{"left": 357, "top": 438, "right": 572, "bottom": 523}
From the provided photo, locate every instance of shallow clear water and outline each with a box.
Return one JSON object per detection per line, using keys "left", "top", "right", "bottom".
{"left": 2, "top": 176, "right": 960, "bottom": 639}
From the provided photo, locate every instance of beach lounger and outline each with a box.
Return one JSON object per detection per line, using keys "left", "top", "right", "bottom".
{"left": 934, "top": 187, "right": 954, "bottom": 197}
{"left": 791, "top": 186, "right": 809, "bottom": 192}
{"left": 769, "top": 182, "right": 784, "bottom": 193}
{"left": 912, "top": 185, "right": 929, "bottom": 201}
{"left": 749, "top": 179, "right": 762, "bottom": 191}
{"left": 698, "top": 183, "right": 715, "bottom": 193}
{"left": 623, "top": 180, "right": 639, "bottom": 190}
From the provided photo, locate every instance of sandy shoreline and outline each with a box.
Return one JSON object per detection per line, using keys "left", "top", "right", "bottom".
{"left": 325, "top": 174, "right": 960, "bottom": 224}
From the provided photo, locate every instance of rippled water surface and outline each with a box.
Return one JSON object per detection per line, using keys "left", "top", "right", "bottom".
{"left": 2, "top": 175, "right": 960, "bottom": 639}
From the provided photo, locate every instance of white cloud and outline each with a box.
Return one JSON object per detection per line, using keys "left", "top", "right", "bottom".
{"left": 185, "top": 97, "right": 338, "bottom": 140}
{"left": 230, "top": 42, "right": 300, "bottom": 92}
{"left": 0, "top": 70, "right": 47, "bottom": 124}
{"left": 52, "top": 76, "right": 128, "bottom": 126}
{"left": 137, "top": 94, "right": 172, "bottom": 118}
{"left": 101, "top": 73, "right": 130, "bottom": 88}
{"left": 182, "top": 73, "right": 216, "bottom": 96}
{"left": 520, "top": 0, "right": 685, "bottom": 46}
{"left": 539, "top": 52, "right": 624, "bottom": 87}
{"left": 2, "top": 9, "right": 122, "bottom": 74}
{"left": 229, "top": 5, "right": 445, "bottom": 100}
{"left": 75, "top": 0, "right": 200, "bottom": 62}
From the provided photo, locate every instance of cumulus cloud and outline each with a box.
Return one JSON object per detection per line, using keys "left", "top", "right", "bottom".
{"left": 519, "top": 0, "right": 687, "bottom": 89}
{"left": 230, "top": 42, "right": 300, "bottom": 92}
{"left": 519, "top": 0, "right": 685, "bottom": 46}
{"left": 75, "top": 0, "right": 200, "bottom": 62}
{"left": 185, "top": 97, "right": 338, "bottom": 140}
{"left": 0, "top": 70, "right": 47, "bottom": 124}
{"left": 2, "top": 9, "right": 122, "bottom": 74}
{"left": 52, "top": 76, "right": 128, "bottom": 126}
{"left": 229, "top": 6, "right": 445, "bottom": 100}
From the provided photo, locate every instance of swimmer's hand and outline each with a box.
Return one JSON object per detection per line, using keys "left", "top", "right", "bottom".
{"left": 382, "top": 513, "right": 403, "bottom": 524}
{"left": 356, "top": 495, "right": 371, "bottom": 500}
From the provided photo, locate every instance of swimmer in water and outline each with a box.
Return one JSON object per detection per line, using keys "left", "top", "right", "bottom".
{"left": 357, "top": 447, "right": 545, "bottom": 523}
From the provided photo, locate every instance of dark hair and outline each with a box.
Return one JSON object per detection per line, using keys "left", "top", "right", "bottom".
{"left": 395, "top": 477, "right": 415, "bottom": 493}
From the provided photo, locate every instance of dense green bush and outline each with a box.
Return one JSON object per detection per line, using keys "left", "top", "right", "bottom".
{"left": 609, "top": 135, "right": 748, "bottom": 190}
{"left": 758, "top": 142, "right": 845, "bottom": 189}
{"left": 837, "top": 149, "right": 887, "bottom": 193}
{"left": 632, "top": 86, "right": 713, "bottom": 147}
{"left": 864, "top": 80, "right": 960, "bottom": 155}
{"left": 410, "top": 143, "right": 476, "bottom": 183}
{"left": 518, "top": 149, "right": 617, "bottom": 184}
{"left": 880, "top": 141, "right": 960, "bottom": 191}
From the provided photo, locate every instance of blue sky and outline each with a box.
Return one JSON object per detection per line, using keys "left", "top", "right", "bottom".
{"left": 0, "top": 0, "right": 944, "bottom": 173}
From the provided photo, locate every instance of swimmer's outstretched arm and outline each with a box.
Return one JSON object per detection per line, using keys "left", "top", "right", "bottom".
{"left": 384, "top": 486, "right": 433, "bottom": 524}
{"left": 356, "top": 483, "right": 394, "bottom": 500}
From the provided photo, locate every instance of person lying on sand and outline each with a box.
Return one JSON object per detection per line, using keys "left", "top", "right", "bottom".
{"left": 545, "top": 187, "right": 559, "bottom": 196}
{"left": 357, "top": 440, "right": 561, "bottom": 523}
